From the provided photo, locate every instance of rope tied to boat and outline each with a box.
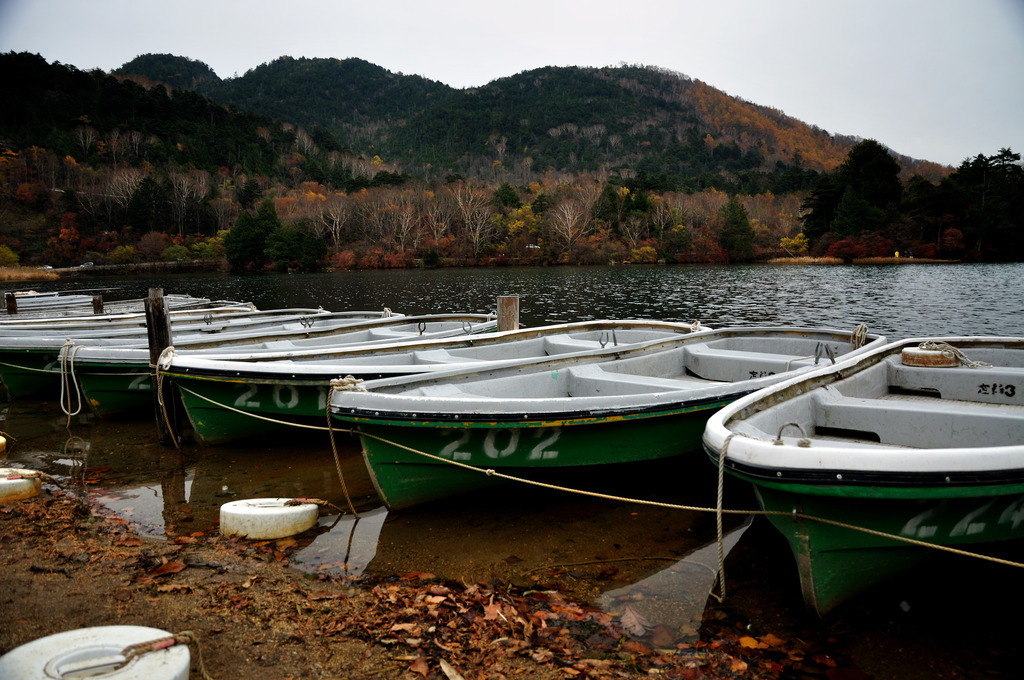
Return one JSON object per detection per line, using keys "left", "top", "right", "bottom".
{"left": 690, "top": 320, "right": 704, "bottom": 332}
{"left": 58, "top": 339, "right": 85, "bottom": 426}
{"left": 851, "top": 323, "right": 868, "bottom": 349}
{"left": 712, "top": 433, "right": 735, "bottom": 604}
{"left": 154, "top": 346, "right": 180, "bottom": 448}
{"left": 344, "top": 428, "right": 1024, "bottom": 580}
{"left": 330, "top": 375, "right": 367, "bottom": 392}
{"left": 115, "top": 630, "right": 213, "bottom": 680}
{"left": 323, "top": 381, "right": 362, "bottom": 519}
{"left": 918, "top": 341, "right": 992, "bottom": 368}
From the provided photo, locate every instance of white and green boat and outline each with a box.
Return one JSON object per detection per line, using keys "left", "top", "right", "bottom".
{"left": 329, "top": 326, "right": 886, "bottom": 510}
{"left": 0, "top": 308, "right": 399, "bottom": 399}
{"left": 63, "top": 313, "right": 497, "bottom": 419}
{"left": 160, "top": 320, "right": 708, "bottom": 445}
{"left": 702, "top": 336, "right": 1024, "bottom": 616}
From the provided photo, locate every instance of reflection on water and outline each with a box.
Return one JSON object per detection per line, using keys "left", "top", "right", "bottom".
{"left": 1, "top": 396, "right": 756, "bottom": 641}
{"left": 596, "top": 520, "right": 751, "bottom": 641}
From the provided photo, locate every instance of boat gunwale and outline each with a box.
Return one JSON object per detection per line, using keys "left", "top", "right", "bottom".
{"left": 702, "top": 335, "right": 1024, "bottom": 478}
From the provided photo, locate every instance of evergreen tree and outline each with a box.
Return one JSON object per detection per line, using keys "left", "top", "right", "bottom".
{"left": 718, "top": 196, "right": 755, "bottom": 261}
{"left": 224, "top": 199, "right": 279, "bottom": 272}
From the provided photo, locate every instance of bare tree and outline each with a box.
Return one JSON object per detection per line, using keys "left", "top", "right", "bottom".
{"left": 423, "top": 188, "right": 456, "bottom": 246}
{"left": 319, "top": 192, "right": 351, "bottom": 251}
{"left": 106, "top": 167, "right": 144, "bottom": 211}
{"left": 450, "top": 182, "right": 495, "bottom": 258}
{"left": 74, "top": 126, "right": 98, "bottom": 157}
{"left": 549, "top": 198, "right": 591, "bottom": 261}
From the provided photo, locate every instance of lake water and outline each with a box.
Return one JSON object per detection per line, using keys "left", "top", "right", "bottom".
{"left": 39, "top": 261, "right": 1024, "bottom": 338}
{"left": 6, "top": 262, "right": 1024, "bottom": 678}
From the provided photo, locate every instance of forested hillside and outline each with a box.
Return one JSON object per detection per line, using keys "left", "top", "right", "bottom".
{"left": 0, "top": 51, "right": 1020, "bottom": 273}
{"left": 117, "top": 54, "right": 949, "bottom": 190}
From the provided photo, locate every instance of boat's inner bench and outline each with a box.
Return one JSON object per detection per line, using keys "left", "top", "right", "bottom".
{"left": 543, "top": 335, "right": 607, "bottom": 355}
{"left": 813, "top": 393, "right": 1024, "bottom": 448}
{"left": 683, "top": 343, "right": 820, "bottom": 382}
{"left": 566, "top": 364, "right": 707, "bottom": 396}
{"left": 888, "top": 363, "right": 1024, "bottom": 405}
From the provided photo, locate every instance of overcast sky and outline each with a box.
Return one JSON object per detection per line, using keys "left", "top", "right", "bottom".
{"left": 2, "top": 0, "right": 1022, "bottom": 167}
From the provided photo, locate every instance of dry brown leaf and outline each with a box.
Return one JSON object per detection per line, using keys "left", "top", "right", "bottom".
{"left": 739, "top": 636, "right": 764, "bottom": 649}
{"left": 619, "top": 604, "right": 651, "bottom": 637}
{"left": 149, "top": 560, "right": 186, "bottom": 577}
{"left": 409, "top": 656, "right": 430, "bottom": 677}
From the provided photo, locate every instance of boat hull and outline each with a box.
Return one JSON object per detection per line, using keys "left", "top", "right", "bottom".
{"left": 745, "top": 480, "right": 1024, "bottom": 616}
{"left": 348, "top": 404, "right": 725, "bottom": 509}
{"left": 702, "top": 335, "right": 1024, "bottom": 615}
{"left": 0, "top": 349, "right": 65, "bottom": 398}
{"left": 175, "top": 375, "right": 335, "bottom": 445}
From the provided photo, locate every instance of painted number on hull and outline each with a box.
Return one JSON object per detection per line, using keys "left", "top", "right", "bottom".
{"left": 273, "top": 385, "right": 299, "bottom": 409}
{"left": 901, "top": 496, "right": 1024, "bottom": 539}
{"left": 438, "top": 428, "right": 561, "bottom": 462}
{"left": 234, "top": 385, "right": 260, "bottom": 408}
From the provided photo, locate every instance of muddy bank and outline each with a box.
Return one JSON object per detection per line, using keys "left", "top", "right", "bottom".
{"left": 4, "top": 487, "right": 1023, "bottom": 680}
{"left": 2, "top": 490, "right": 839, "bottom": 680}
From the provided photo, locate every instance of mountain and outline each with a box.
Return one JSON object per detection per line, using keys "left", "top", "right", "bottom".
{"left": 115, "top": 55, "right": 949, "bottom": 190}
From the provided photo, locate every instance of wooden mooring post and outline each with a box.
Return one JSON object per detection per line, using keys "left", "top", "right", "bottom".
{"left": 92, "top": 295, "right": 103, "bottom": 315}
{"left": 497, "top": 295, "right": 519, "bottom": 331}
{"left": 5, "top": 292, "right": 17, "bottom": 315}
{"left": 145, "top": 288, "right": 180, "bottom": 445}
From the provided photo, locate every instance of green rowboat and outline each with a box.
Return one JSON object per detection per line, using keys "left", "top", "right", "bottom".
{"left": 702, "top": 336, "right": 1024, "bottom": 615}
{"left": 330, "top": 326, "right": 886, "bottom": 510}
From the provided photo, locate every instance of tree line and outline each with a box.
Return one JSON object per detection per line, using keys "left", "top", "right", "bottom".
{"left": 1, "top": 53, "right": 1021, "bottom": 270}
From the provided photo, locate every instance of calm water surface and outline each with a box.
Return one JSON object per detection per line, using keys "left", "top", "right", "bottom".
{"left": 37, "top": 261, "right": 1024, "bottom": 337}
{"left": 6, "top": 263, "right": 1024, "bottom": 678}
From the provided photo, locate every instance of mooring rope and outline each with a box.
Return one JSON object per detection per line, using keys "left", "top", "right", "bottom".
{"left": 154, "top": 346, "right": 181, "bottom": 448}
{"left": 165, "top": 378, "right": 1024, "bottom": 575}
{"left": 343, "top": 428, "right": 1024, "bottom": 571}
{"left": 712, "top": 433, "right": 735, "bottom": 603}
{"left": 324, "top": 377, "right": 367, "bottom": 519}
{"left": 918, "top": 341, "right": 992, "bottom": 368}
{"left": 851, "top": 323, "right": 869, "bottom": 349}
{"left": 175, "top": 384, "right": 332, "bottom": 431}
{"left": 58, "top": 339, "right": 85, "bottom": 426}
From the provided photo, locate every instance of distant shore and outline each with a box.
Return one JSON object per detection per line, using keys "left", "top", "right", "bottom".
{"left": 0, "top": 255, "right": 967, "bottom": 286}
{"left": 766, "top": 256, "right": 956, "bottom": 265}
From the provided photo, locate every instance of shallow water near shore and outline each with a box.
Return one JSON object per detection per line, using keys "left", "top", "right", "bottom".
{"left": 4, "top": 263, "right": 1024, "bottom": 677}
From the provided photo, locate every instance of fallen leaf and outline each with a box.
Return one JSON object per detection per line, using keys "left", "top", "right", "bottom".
{"left": 620, "top": 604, "right": 651, "bottom": 637}
{"left": 438, "top": 658, "right": 465, "bottom": 680}
{"left": 149, "top": 560, "right": 186, "bottom": 577}
{"left": 156, "top": 584, "right": 192, "bottom": 593}
{"left": 409, "top": 656, "right": 430, "bottom": 677}
{"left": 761, "top": 632, "right": 786, "bottom": 647}
{"left": 739, "top": 636, "right": 764, "bottom": 649}
{"left": 242, "top": 576, "right": 260, "bottom": 589}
